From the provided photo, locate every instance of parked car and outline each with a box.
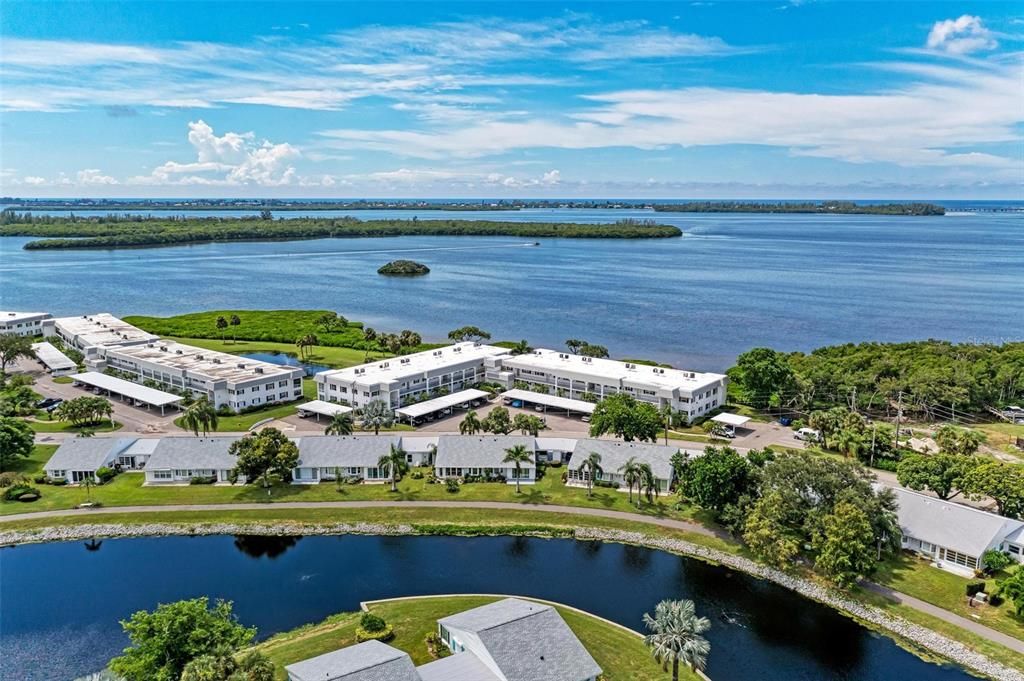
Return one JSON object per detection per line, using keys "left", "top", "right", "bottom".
{"left": 778, "top": 417, "right": 793, "bottom": 426}
{"left": 511, "top": 400, "right": 523, "bottom": 408}
{"left": 581, "top": 415, "right": 591, "bottom": 423}
{"left": 35, "top": 397, "right": 62, "bottom": 410}
{"left": 795, "top": 428, "right": 821, "bottom": 442}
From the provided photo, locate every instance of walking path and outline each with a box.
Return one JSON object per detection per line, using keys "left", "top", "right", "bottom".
{"left": 864, "top": 582, "right": 1024, "bottom": 654}
{"left": 1, "top": 499, "right": 1020, "bottom": 659}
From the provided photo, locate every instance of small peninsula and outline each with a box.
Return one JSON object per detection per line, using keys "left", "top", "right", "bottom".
{"left": 378, "top": 260, "right": 430, "bottom": 276}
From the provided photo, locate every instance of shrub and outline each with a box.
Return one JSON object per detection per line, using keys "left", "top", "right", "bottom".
{"left": 594, "top": 479, "right": 621, "bottom": 489}
{"left": 95, "top": 466, "right": 117, "bottom": 483}
{"left": 982, "top": 549, "right": 1014, "bottom": 574}
{"left": 50, "top": 477, "right": 68, "bottom": 486}
{"left": 445, "top": 478, "right": 460, "bottom": 494}
{"left": 989, "top": 594, "right": 1005, "bottom": 607}
{"left": 33, "top": 474, "right": 49, "bottom": 484}
{"left": 425, "top": 632, "right": 451, "bottom": 659}
{"left": 190, "top": 475, "right": 217, "bottom": 485}
{"left": 547, "top": 461, "right": 563, "bottom": 468}
{"left": 355, "top": 623, "right": 394, "bottom": 642}
{"left": 410, "top": 470, "right": 424, "bottom": 479}
{"left": 360, "top": 613, "right": 387, "bottom": 632}
{"left": 791, "top": 419, "right": 806, "bottom": 430}
{"left": 0, "top": 472, "right": 22, "bottom": 488}
{"left": 4, "top": 485, "right": 41, "bottom": 502}
{"left": 966, "top": 581, "right": 986, "bottom": 598}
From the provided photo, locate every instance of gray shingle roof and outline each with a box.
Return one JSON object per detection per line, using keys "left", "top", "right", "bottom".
{"left": 570, "top": 438, "right": 682, "bottom": 482}
{"left": 439, "top": 599, "right": 601, "bottom": 681}
{"left": 415, "top": 651, "right": 502, "bottom": 681}
{"left": 435, "top": 435, "right": 536, "bottom": 469}
{"left": 892, "top": 487, "right": 1024, "bottom": 557}
{"left": 285, "top": 640, "right": 419, "bottom": 681}
{"left": 144, "top": 437, "right": 240, "bottom": 470}
{"left": 45, "top": 437, "right": 136, "bottom": 471}
{"left": 296, "top": 436, "right": 401, "bottom": 469}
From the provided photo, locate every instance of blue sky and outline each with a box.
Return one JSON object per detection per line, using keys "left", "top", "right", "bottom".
{"left": 1, "top": 1, "right": 1021, "bottom": 198}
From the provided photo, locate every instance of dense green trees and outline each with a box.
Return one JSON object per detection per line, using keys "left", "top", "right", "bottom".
{"left": 652, "top": 201, "right": 944, "bottom": 215}
{"left": 0, "top": 334, "right": 35, "bottom": 375}
{"left": 512, "top": 413, "right": 545, "bottom": 436}
{"left": 677, "top": 447, "right": 751, "bottom": 516}
{"left": 812, "top": 501, "right": 877, "bottom": 587}
{"left": 447, "top": 326, "right": 491, "bottom": 342}
{"left": 2, "top": 214, "right": 683, "bottom": 250}
{"left": 0, "top": 417, "right": 34, "bottom": 472}
{"left": 896, "top": 453, "right": 978, "bottom": 500}
{"left": 229, "top": 428, "right": 299, "bottom": 488}
{"left": 108, "top": 597, "right": 256, "bottom": 681}
{"left": 180, "top": 651, "right": 273, "bottom": 681}
{"left": 54, "top": 396, "right": 113, "bottom": 427}
{"left": 727, "top": 340, "right": 1024, "bottom": 417}
{"left": 961, "top": 462, "right": 1024, "bottom": 518}
{"left": 481, "top": 406, "right": 513, "bottom": 434}
{"left": 588, "top": 393, "right": 662, "bottom": 442}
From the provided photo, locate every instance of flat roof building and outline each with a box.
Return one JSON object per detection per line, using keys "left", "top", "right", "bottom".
{"left": 486, "top": 349, "right": 727, "bottom": 420}
{"left": 315, "top": 342, "right": 510, "bottom": 410}
{"left": 42, "top": 313, "right": 158, "bottom": 355}
{"left": 100, "top": 339, "right": 305, "bottom": 412}
{"left": 0, "top": 311, "right": 51, "bottom": 337}
{"left": 31, "top": 341, "right": 77, "bottom": 375}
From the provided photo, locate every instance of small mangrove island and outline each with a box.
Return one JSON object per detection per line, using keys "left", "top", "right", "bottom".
{"left": 378, "top": 260, "right": 430, "bottom": 276}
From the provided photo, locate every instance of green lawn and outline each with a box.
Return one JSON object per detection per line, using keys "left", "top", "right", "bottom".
{"left": 257, "top": 595, "right": 689, "bottom": 681}
{"left": 52, "top": 376, "right": 74, "bottom": 384}
{"left": 175, "top": 402, "right": 307, "bottom": 432}
{"left": 870, "top": 552, "right": 1024, "bottom": 642}
{"left": 24, "top": 418, "right": 123, "bottom": 433}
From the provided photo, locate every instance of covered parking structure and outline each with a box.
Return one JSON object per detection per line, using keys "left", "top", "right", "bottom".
{"left": 70, "top": 371, "right": 183, "bottom": 415}
{"left": 500, "top": 388, "right": 595, "bottom": 417}
{"left": 31, "top": 341, "right": 77, "bottom": 376}
{"left": 711, "top": 412, "right": 752, "bottom": 435}
{"left": 395, "top": 388, "right": 489, "bottom": 424}
{"left": 296, "top": 400, "right": 354, "bottom": 422}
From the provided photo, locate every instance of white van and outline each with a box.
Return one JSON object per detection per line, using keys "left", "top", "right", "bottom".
{"left": 795, "top": 427, "right": 821, "bottom": 442}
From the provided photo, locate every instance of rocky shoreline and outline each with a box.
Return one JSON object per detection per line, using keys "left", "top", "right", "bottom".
{"left": 3, "top": 521, "right": 1021, "bottom": 681}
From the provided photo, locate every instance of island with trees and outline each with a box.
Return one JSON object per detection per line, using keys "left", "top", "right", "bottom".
{"left": 652, "top": 201, "right": 945, "bottom": 215}
{"left": 0, "top": 213, "right": 681, "bottom": 250}
{"left": 377, "top": 260, "right": 430, "bottom": 276}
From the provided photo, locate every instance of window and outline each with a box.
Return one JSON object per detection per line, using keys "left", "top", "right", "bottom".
{"left": 153, "top": 471, "right": 172, "bottom": 480}
{"left": 1008, "top": 545, "right": 1021, "bottom": 555}
{"left": 941, "top": 548, "right": 978, "bottom": 569}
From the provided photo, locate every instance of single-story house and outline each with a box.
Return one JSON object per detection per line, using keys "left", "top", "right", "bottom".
{"left": 44, "top": 437, "right": 137, "bottom": 483}
{"left": 434, "top": 435, "right": 537, "bottom": 483}
{"left": 114, "top": 438, "right": 160, "bottom": 470}
{"left": 433, "top": 598, "right": 602, "bottom": 681}
{"left": 892, "top": 487, "right": 1024, "bottom": 575}
{"left": 399, "top": 436, "right": 439, "bottom": 466}
{"left": 292, "top": 435, "right": 403, "bottom": 484}
{"left": 285, "top": 639, "right": 419, "bottom": 681}
{"left": 143, "top": 437, "right": 243, "bottom": 484}
{"left": 534, "top": 437, "right": 577, "bottom": 464}
{"left": 566, "top": 439, "right": 688, "bottom": 493}
{"left": 285, "top": 598, "right": 601, "bottom": 681}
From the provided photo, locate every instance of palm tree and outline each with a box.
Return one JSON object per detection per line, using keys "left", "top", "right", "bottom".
{"left": 503, "top": 444, "right": 533, "bottom": 494}
{"left": 618, "top": 456, "right": 642, "bottom": 506}
{"left": 377, "top": 443, "right": 407, "bottom": 492}
{"left": 580, "top": 451, "right": 603, "bottom": 497}
{"left": 659, "top": 403, "right": 674, "bottom": 445}
{"left": 180, "top": 396, "right": 218, "bottom": 436}
{"left": 639, "top": 462, "right": 658, "bottom": 503}
{"left": 229, "top": 314, "right": 241, "bottom": 343}
{"left": 643, "top": 599, "right": 711, "bottom": 680}
{"left": 460, "top": 410, "right": 482, "bottom": 435}
{"left": 361, "top": 399, "right": 394, "bottom": 435}
{"left": 324, "top": 411, "right": 354, "bottom": 435}
{"left": 216, "top": 315, "right": 228, "bottom": 340}
{"left": 835, "top": 428, "right": 866, "bottom": 459}
{"left": 295, "top": 335, "right": 308, "bottom": 360}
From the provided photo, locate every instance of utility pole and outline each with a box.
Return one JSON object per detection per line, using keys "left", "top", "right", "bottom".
{"left": 870, "top": 424, "right": 877, "bottom": 468}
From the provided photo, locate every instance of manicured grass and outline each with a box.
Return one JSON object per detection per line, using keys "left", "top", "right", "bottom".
{"left": 24, "top": 418, "right": 123, "bottom": 433}
{"left": 871, "top": 552, "right": 1024, "bottom": 642}
{"left": 257, "top": 595, "right": 687, "bottom": 680}
{"left": 175, "top": 402, "right": 306, "bottom": 432}
{"left": 51, "top": 376, "right": 74, "bottom": 384}
{"left": 167, "top": 336, "right": 383, "bottom": 369}
{"left": 0, "top": 461, "right": 698, "bottom": 521}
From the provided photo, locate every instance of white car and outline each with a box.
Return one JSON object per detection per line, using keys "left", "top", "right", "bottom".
{"left": 795, "top": 428, "right": 821, "bottom": 442}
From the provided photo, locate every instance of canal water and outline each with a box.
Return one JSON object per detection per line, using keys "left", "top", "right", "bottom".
{"left": 238, "top": 351, "right": 330, "bottom": 376}
{"left": 0, "top": 534, "right": 974, "bottom": 681}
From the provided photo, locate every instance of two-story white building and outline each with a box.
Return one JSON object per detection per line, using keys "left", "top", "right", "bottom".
{"left": 42, "top": 313, "right": 158, "bottom": 363}
{"left": 485, "top": 349, "right": 727, "bottom": 421}
{"left": 315, "top": 342, "right": 510, "bottom": 409}
{"left": 0, "top": 311, "right": 52, "bottom": 337}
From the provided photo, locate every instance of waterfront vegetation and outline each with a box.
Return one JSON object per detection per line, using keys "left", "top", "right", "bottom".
{"left": 0, "top": 214, "right": 683, "bottom": 249}
{"left": 377, "top": 259, "right": 430, "bottom": 276}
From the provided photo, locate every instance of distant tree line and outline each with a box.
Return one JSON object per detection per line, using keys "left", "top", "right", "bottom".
{"left": 652, "top": 201, "right": 945, "bottom": 215}
{"left": 0, "top": 214, "right": 682, "bottom": 249}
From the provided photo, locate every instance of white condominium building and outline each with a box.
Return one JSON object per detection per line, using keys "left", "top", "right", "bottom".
{"left": 100, "top": 340, "right": 304, "bottom": 412}
{"left": 42, "top": 313, "right": 158, "bottom": 360}
{"left": 0, "top": 311, "right": 52, "bottom": 336}
{"left": 315, "top": 342, "right": 511, "bottom": 409}
{"left": 485, "top": 349, "right": 727, "bottom": 419}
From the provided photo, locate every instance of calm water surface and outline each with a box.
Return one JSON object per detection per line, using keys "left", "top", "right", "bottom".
{"left": 0, "top": 534, "right": 973, "bottom": 681}
{"left": 2, "top": 210, "right": 1021, "bottom": 370}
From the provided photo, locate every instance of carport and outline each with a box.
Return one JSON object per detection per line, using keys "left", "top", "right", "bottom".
{"left": 70, "top": 371, "right": 183, "bottom": 415}
{"left": 395, "top": 388, "right": 489, "bottom": 424}
{"left": 500, "top": 388, "right": 596, "bottom": 416}
{"left": 296, "top": 400, "right": 353, "bottom": 422}
{"left": 711, "top": 412, "right": 752, "bottom": 435}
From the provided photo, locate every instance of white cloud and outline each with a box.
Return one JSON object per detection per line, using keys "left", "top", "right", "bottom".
{"left": 542, "top": 170, "right": 561, "bottom": 184}
{"left": 926, "top": 15, "right": 998, "bottom": 54}
{"left": 76, "top": 169, "right": 119, "bottom": 185}
{"left": 22, "top": 176, "right": 47, "bottom": 186}
{"left": 134, "top": 120, "right": 300, "bottom": 186}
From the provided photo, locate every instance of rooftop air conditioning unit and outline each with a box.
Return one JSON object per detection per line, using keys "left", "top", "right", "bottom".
{"left": 160, "top": 346, "right": 168, "bottom": 352}
{"left": 236, "top": 363, "right": 246, "bottom": 369}
{"left": 625, "top": 363, "right": 635, "bottom": 369}
{"left": 255, "top": 367, "right": 264, "bottom": 374}
{"left": 401, "top": 358, "right": 410, "bottom": 364}
{"left": 175, "top": 349, "right": 183, "bottom": 354}
{"left": 213, "top": 358, "right": 221, "bottom": 364}
{"left": 196, "top": 355, "right": 204, "bottom": 360}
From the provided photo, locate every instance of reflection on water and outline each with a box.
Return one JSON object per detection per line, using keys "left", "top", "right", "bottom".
{"left": 232, "top": 535, "right": 302, "bottom": 560}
